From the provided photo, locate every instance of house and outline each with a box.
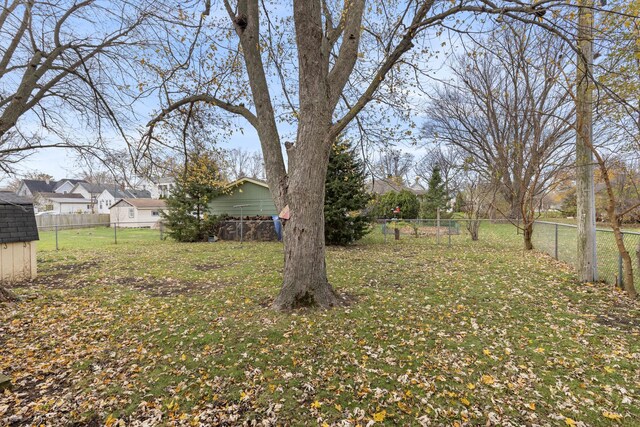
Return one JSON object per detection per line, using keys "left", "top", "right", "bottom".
{"left": 74, "top": 184, "right": 152, "bottom": 214}
{"left": 110, "top": 199, "right": 166, "bottom": 228}
{"left": 0, "top": 193, "right": 38, "bottom": 282}
{"left": 38, "top": 193, "right": 94, "bottom": 214}
{"left": 131, "top": 176, "right": 161, "bottom": 199}
{"left": 16, "top": 178, "right": 86, "bottom": 198}
{"left": 208, "top": 177, "right": 277, "bottom": 217}
{"left": 157, "top": 177, "right": 175, "bottom": 198}
{"left": 366, "top": 177, "right": 425, "bottom": 196}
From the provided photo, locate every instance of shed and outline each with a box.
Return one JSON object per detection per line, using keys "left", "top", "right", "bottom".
{"left": 110, "top": 198, "right": 166, "bottom": 228}
{"left": 0, "top": 193, "right": 39, "bottom": 282}
{"left": 208, "top": 178, "right": 277, "bottom": 217}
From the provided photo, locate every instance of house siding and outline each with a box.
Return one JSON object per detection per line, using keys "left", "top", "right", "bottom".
{"left": 110, "top": 203, "right": 164, "bottom": 228}
{"left": 208, "top": 182, "right": 277, "bottom": 217}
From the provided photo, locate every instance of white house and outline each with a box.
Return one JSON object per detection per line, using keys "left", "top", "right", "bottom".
{"left": 156, "top": 177, "right": 175, "bottom": 198}
{"left": 16, "top": 178, "right": 87, "bottom": 212}
{"left": 110, "top": 199, "right": 166, "bottom": 228}
{"left": 48, "top": 196, "right": 94, "bottom": 214}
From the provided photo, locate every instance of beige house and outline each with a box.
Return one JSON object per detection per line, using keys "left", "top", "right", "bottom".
{"left": 0, "top": 193, "right": 38, "bottom": 282}
{"left": 110, "top": 199, "right": 166, "bottom": 228}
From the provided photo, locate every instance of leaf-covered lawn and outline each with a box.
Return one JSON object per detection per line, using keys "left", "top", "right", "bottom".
{"left": 1, "top": 229, "right": 639, "bottom": 426}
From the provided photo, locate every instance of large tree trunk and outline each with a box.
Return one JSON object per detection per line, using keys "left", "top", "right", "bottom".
{"left": 0, "top": 285, "right": 19, "bottom": 303}
{"left": 272, "top": 130, "right": 340, "bottom": 310}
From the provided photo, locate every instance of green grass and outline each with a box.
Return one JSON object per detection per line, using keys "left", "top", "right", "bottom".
{"left": 1, "top": 225, "right": 639, "bottom": 425}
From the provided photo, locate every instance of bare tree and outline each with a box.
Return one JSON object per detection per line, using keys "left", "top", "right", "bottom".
{"left": 459, "top": 171, "right": 497, "bottom": 241}
{"left": 221, "top": 148, "right": 265, "bottom": 181}
{"left": 414, "top": 146, "right": 463, "bottom": 196}
{"left": 143, "top": 1, "right": 597, "bottom": 309}
{"left": 424, "top": 22, "right": 574, "bottom": 250}
{"left": 374, "top": 148, "right": 414, "bottom": 184}
{"left": 0, "top": 0, "right": 163, "bottom": 174}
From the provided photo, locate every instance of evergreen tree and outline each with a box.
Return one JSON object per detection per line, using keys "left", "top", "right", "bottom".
{"left": 162, "top": 153, "right": 226, "bottom": 242}
{"left": 324, "top": 140, "right": 371, "bottom": 245}
{"left": 419, "top": 166, "right": 450, "bottom": 218}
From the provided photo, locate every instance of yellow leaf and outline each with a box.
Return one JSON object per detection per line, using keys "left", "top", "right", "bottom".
{"left": 534, "top": 347, "right": 545, "bottom": 354}
{"left": 565, "top": 417, "right": 576, "bottom": 426}
{"left": 466, "top": 383, "right": 475, "bottom": 390}
{"left": 528, "top": 402, "right": 536, "bottom": 411}
{"left": 483, "top": 348, "right": 491, "bottom": 356}
{"left": 602, "top": 411, "right": 622, "bottom": 420}
{"left": 181, "top": 354, "right": 187, "bottom": 361}
{"left": 460, "top": 397, "right": 470, "bottom": 406}
{"left": 373, "top": 410, "right": 386, "bottom": 422}
{"left": 335, "top": 403, "right": 342, "bottom": 411}
{"left": 604, "top": 366, "right": 615, "bottom": 374}
{"left": 105, "top": 415, "right": 117, "bottom": 427}
{"left": 481, "top": 374, "right": 495, "bottom": 385}
{"left": 311, "top": 400, "right": 321, "bottom": 409}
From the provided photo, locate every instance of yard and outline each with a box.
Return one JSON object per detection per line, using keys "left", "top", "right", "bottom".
{"left": 1, "top": 226, "right": 639, "bottom": 426}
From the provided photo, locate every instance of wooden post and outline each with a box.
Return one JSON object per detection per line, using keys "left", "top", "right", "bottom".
{"left": 576, "top": 0, "right": 597, "bottom": 282}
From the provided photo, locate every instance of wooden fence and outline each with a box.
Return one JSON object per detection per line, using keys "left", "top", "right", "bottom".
{"left": 35, "top": 214, "right": 110, "bottom": 229}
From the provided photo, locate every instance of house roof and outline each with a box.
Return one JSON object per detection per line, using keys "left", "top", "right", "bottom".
{"left": 366, "top": 178, "right": 419, "bottom": 195}
{"left": 112, "top": 198, "right": 166, "bottom": 209}
{"left": 97, "top": 187, "right": 148, "bottom": 199}
{"left": 49, "top": 197, "right": 93, "bottom": 204}
{"left": 21, "top": 179, "right": 57, "bottom": 193}
{"left": 0, "top": 192, "right": 39, "bottom": 244}
{"left": 225, "top": 177, "right": 269, "bottom": 189}
{"left": 52, "top": 179, "right": 86, "bottom": 191}
{"left": 38, "top": 192, "right": 85, "bottom": 200}
{"left": 21, "top": 178, "right": 87, "bottom": 194}
{"left": 126, "top": 189, "right": 152, "bottom": 198}
{"left": 74, "top": 182, "right": 115, "bottom": 194}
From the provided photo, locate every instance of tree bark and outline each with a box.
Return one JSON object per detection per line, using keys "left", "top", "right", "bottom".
{"left": 576, "top": 0, "right": 597, "bottom": 282}
{"left": 523, "top": 221, "right": 534, "bottom": 251}
{"left": 0, "top": 285, "right": 19, "bottom": 303}
{"left": 272, "top": 131, "right": 340, "bottom": 310}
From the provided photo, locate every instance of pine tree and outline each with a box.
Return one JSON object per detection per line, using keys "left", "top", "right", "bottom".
{"left": 162, "top": 153, "right": 226, "bottom": 242}
{"left": 420, "top": 166, "right": 450, "bottom": 218}
{"left": 324, "top": 140, "right": 371, "bottom": 245}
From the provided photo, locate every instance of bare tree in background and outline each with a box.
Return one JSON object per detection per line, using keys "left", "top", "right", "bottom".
{"left": 459, "top": 170, "right": 497, "bottom": 240}
{"left": 0, "top": 0, "right": 164, "bottom": 174}
{"left": 374, "top": 148, "right": 414, "bottom": 184}
{"left": 425, "top": 22, "right": 574, "bottom": 250}
{"left": 414, "top": 146, "right": 463, "bottom": 196}
{"left": 221, "top": 148, "right": 265, "bottom": 181}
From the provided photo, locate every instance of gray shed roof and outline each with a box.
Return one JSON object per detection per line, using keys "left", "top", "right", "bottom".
{"left": 0, "top": 192, "right": 39, "bottom": 244}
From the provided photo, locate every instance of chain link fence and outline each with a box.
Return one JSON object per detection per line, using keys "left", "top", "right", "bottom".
{"left": 533, "top": 221, "right": 640, "bottom": 291}
{"left": 375, "top": 218, "right": 640, "bottom": 292}
{"left": 37, "top": 222, "right": 165, "bottom": 250}
{"left": 37, "top": 217, "right": 640, "bottom": 292}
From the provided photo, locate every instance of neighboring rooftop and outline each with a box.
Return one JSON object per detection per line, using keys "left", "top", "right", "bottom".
{"left": 366, "top": 177, "right": 423, "bottom": 195}
{"left": 21, "top": 179, "right": 87, "bottom": 195}
{"left": 112, "top": 198, "right": 167, "bottom": 209}
{"left": 37, "top": 192, "right": 85, "bottom": 200}
{"left": 0, "top": 192, "right": 39, "bottom": 244}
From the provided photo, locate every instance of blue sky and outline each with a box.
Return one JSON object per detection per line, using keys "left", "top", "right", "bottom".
{"left": 2, "top": 2, "right": 488, "bottom": 185}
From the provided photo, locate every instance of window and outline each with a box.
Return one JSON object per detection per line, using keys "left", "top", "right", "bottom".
{"left": 128, "top": 208, "right": 135, "bottom": 218}
{"left": 151, "top": 211, "right": 159, "bottom": 217}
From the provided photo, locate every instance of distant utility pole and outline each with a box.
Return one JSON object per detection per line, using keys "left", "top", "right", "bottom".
{"left": 576, "top": 0, "right": 597, "bottom": 282}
